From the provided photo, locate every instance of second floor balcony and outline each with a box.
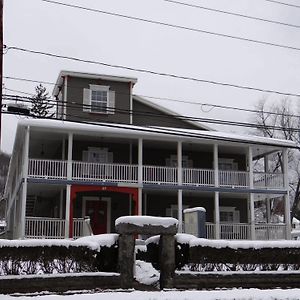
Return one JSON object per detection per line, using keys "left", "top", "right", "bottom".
{"left": 27, "top": 159, "right": 285, "bottom": 190}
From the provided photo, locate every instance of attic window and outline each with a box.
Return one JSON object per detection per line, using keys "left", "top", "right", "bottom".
{"left": 83, "top": 85, "right": 115, "bottom": 114}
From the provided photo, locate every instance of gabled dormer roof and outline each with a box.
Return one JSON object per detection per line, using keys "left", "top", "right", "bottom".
{"left": 52, "top": 70, "right": 138, "bottom": 97}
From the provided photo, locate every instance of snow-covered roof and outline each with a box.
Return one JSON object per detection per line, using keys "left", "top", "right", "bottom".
{"left": 16, "top": 118, "right": 298, "bottom": 149}
{"left": 133, "top": 95, "right": 213, "bottom": 131}
{"left": 52, "top": 70, "right": 138, "bottom": 96}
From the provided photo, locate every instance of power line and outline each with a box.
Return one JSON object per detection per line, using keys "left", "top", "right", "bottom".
{"left": 162, "top": 0, "right": 300, "bottom": 29}
{"left": 264, "top": 0, "right": 300, "bottom": 9}
{"left": 6, "top": 47, "right": 300, "bottom": 98}
{"left": 2, "top": 109, "right": 299, "bottom": 148}
{"left": 3, "top": 75, "right": 300, "bottom": 119}
{"left": 41, "top": 0, "right": 300, "bottom": 52}
{"left": 3, "top": 93, "right": 300, "bottom": 133}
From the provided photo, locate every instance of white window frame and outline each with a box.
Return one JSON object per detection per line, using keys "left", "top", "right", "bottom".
{"left": 219, "top": 206, "right": 240, "bottom": 223}
{"left": 218, "top": 158, "right": 238, "bottom": 171}
{"left": 166, "top": 155, "right": 193, "bottom": 168}
{"left": 83, "top": 85, "right": 115, "bottom": 115}
{"left": 90, "top": 85, "right": 110, "bottom": 113}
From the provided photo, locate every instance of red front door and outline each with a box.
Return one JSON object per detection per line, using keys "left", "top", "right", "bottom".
{"left": 85, "top": 200, "right": 107, "bottom": 234}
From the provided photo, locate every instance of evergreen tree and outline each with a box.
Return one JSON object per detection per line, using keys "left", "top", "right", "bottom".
{"left": 31, "top": 84, "right": 54, "bottom": 118}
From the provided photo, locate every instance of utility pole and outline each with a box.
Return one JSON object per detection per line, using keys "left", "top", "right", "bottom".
{"left": 0, "top": 0, "right": 3, "bottom": 149}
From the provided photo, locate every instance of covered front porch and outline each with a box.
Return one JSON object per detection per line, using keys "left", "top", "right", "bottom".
{"left": 23, "top": 185, "right": 290, "bottom": 240}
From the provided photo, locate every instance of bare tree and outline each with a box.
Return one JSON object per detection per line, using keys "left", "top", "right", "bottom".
{"left": 253, "top": 97, "right": 300, "bottom": 221}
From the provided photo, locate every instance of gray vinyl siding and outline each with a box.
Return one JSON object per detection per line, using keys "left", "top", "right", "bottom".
{"left": 132, "top": 100, "right": 205, "bottom": 130}
{"left": 65, "top": 76, "right": 131, "bottom": 124}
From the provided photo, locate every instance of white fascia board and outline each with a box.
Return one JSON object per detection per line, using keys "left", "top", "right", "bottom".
{"left": 133, "top": 95, "right": 213, "bottom": 131}
{"left": 17, "top": 119, "right": 298, "bottom": 149}
{"left": 52, "top": 70, "right": 138, "bottom": 97}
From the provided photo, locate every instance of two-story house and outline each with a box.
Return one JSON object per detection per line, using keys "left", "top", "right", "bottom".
{"left": 4, "top": 71, "right": 297, "bottom": 240}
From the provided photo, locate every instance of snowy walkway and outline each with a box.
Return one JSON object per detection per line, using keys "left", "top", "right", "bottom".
{"left": 2, "top": 289, "right": 300, "bottom": 300}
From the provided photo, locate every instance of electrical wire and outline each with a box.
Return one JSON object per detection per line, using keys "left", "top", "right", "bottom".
{"left": 3, "top": 93, "right": 300, "bottom": 134}
{"left": 264, "top": 0, "right": 300, "bottom": 9}
{"left": 2, "top": 109, "right": 298, "bottom": 148}
{"left": 162, "top": 0, "right": 300, "bottom": 29}
{"left": 6, "top": 47, "right": 300, "bottom": 98}
{"left": 40, "top": 0, "right": 300, "bottom": 52}
{"left": 3, "top": 74, "right": 300, "bottom": 119}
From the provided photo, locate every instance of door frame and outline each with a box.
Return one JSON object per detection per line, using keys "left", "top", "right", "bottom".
{"left": 82, "top": 196, "right": 111, "bottom": 233}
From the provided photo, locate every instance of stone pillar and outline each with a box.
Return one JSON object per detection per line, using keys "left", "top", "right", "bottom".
{"left": 118, "top": 234, "right": 135, "bottom": 289}
{"left": 159, "top": 234, "right": 175, "bottom": 289}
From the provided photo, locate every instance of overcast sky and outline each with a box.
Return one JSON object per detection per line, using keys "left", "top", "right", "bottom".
{"left": 2, "top": 0, "right": 300, "bottom": 153}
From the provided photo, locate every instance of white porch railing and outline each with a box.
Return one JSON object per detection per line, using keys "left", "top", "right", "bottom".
{"left": 219, "top": 171, "right": 249, "bottom": 188}
{"left": 205, "top": 222, "right": 215, "bottom": 239}
{"left": 73, "top": 217, "right": 93, "bottom": 239}
{"left": 143, "top": 165, "right": 177, "bottom": 185}
{"left": 28, "top": 159, "right": 67, "bottom": 179}
{"left": 72, "top": 161, "right": 138, "bottom": 183}
{"left": 183, "top": 168, "right": 214, "bottom": 186}
{"left": 27, "top": 159, "right": 285, "bottom": 190}
{"left": 25, "top": 217, "right": 65, "bottom": 239}
{"left": 255, "top": 223, "right": 286, "bottom": 240}
{"left": 253, "top": 172, "right": 284, "bottom": 189}
{"left": 220, "top": 223, "right": 250, "bottom": 240}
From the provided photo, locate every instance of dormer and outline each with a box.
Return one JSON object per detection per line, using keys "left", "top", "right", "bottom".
{"left": 52, "top": 70, "right": 138, "bottom": 124}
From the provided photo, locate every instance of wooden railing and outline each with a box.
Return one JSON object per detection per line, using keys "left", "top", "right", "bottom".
{"left": 28, "top": 159, "right": 67, "bottom": 179}
{"left": 255, "top": 223, "right": 286, "bottom": 240}
{"left": 183, "top": 168, "right": 214, "bottom": 186}
{"left": 143, "top": 165, "right": 177, "bottom": 185}
{"left": 205, "top": 222, "right": 286, "bottom": 240}
{"left": 73, "top": 217, "right": 93, "bottom": 238}
{"left": 219, "top": 170, "right": 249, "bottom": 188}
{"left": 25, "top": 217, "right": 65, "bottom": 239}
{"left": 220, "top": 223, "right": 250, "bottom": 240}
{"left": 27, "top": 159, "right": 285, "bottom": 189}
{"left": 72, "top": 161, "right": 138, "bottom": 183}
{"left": 253, "top": 172, "right": 284, "bottom": 189}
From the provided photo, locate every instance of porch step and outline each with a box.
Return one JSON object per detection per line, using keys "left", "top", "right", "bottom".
{"left": 26, "top": 195, "right": 37, "bottom": 216}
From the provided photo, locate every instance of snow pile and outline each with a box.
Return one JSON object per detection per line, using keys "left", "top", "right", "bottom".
{"left": 145, "top": 235, "right": 160, "bottom": 245}
{"left": 183, "top": 207, "right": 206, "bottom": 214}
{"left": 189, "top": 238, "right": 300, "bottom": 249}
{"left": 175, "top": 233, "right": 195, "bottom": 245}
{"left": 134, "top": 260, "right": 159, "bottom": 286}
{"left": 75, "top": 234, "right": 118, "bottom": 250}
{"left": 115, "top": 216, "right": 178, "bottom": 228}
{"left": 0, "top": 234, "right": 119, "bottom": 252}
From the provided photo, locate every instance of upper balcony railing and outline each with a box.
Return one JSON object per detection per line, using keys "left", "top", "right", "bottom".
{"left": 27, "top": 159, "right": 285, "bottom": 190}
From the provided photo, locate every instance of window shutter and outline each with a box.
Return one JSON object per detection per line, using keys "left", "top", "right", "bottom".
{"left": 107, "top": 90, "right": 115, "bottom": 114}
{"left": 83, "top": 88, "right": 91, "bottom": 112}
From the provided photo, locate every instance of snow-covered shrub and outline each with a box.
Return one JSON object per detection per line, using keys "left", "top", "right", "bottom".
{"left": 0, "top": 235, "right": 119, "bottom": 276}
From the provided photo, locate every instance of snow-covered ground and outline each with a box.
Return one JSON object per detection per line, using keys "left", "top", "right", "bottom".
{"left": 2, "top": 289, "right": 300, "bottom": 300}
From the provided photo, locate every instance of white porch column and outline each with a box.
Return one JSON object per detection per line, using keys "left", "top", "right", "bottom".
{"left": 20, "top": 126, "right": 30, "bottom": 239}
{"left": 65, "top": 133, "right": 73, "bottom": 238}
{"left": 213, "top": 144, "right": 220, "bottom": 239}
{"left": 264, "top": 155, "right": 271, "bottom": 223}
{"left": 283, "top": 148, "right": 291, "bottom": 239}
{"left": 138, "top": 138, "right": 143, "bottom": 215}
{"left": 177, "top": 141, "right": 183, "bottom": 233}
{"left": 248, "top": 146, "right": 255, "bottom": 240}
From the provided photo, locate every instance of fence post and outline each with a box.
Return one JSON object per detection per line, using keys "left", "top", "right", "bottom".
{"left": 118, "top": 234, "right": 135, "bottom": 289}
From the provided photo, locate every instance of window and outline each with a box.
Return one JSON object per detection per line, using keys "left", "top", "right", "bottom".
{"left": 218, "top": 158, "right": 238, "bottom": 171}
{"left": 166, "top": 155, "right": 193, "bottom": 168}
{"left": 219, "top": 206, "right": 240, "bottom": 223}
{"left": 83, "top": 85, "right": 115, "bottom": 114}
{"left": 91, "top": 90, "right": 108, "bottom": 113}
